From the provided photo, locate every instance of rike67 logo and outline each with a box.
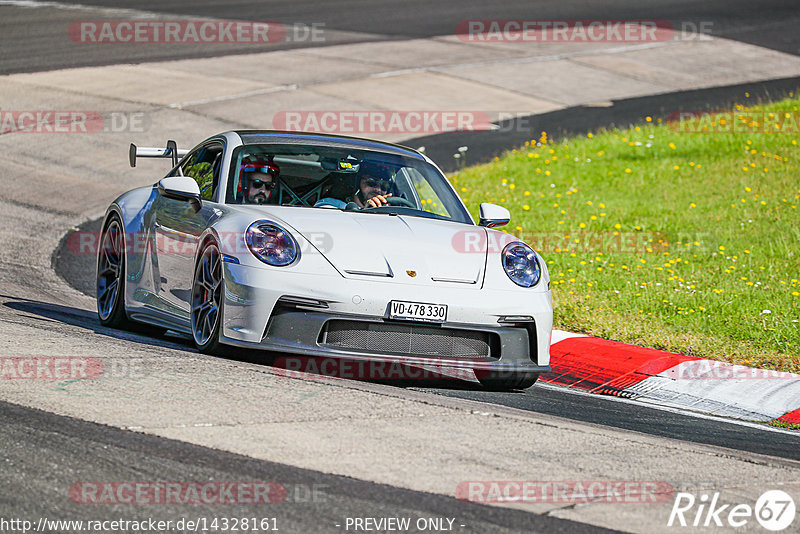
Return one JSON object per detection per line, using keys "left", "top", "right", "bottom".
{"left": 668, "top": 490, "right": 796, "bottom": 531}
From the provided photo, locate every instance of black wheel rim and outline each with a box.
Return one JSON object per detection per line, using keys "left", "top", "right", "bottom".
{"left": 191, "top": 245, "right": 222, "bottom": 346}
{"left": 97, "top": 220, "right": 123, "bottom": 320}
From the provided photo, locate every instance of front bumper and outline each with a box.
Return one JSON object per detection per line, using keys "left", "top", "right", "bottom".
{"left": 220, "top": 262, "right": 553, "bottom": 371}
{"left": 222, "top": 307, "right": 549, "bottom": 373}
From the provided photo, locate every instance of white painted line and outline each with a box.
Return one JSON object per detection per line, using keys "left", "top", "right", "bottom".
{"left": 623, "top": 361, "right": 800, "bottom": 421}
{"left": 0, "top": 0, "right": 165, "bottom": 18}
{"left": 369, "top": 41, "right": 675, "bottom": 81}
{"left": 370, "top": 68, "right": 424, "bottom": 79}
{"left": 439, "top": 40, "right": 675, "bottom": 68}
{"left": 170, "top": 84, "right": 299, "bottom": 109}
{"left": 536, "top": 382, "right": 800, "bottom": 436}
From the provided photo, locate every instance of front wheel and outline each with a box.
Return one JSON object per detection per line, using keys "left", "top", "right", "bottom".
{"left": 97, "top": 216, "right": 129, "bottom": 328}
{"left": 476, "top": 370, "right": 539, "bottom": 391}
{"left": 96, "top": 215, "right": 166, "bottom": 336}
{"left": 191, "top": 243, "right": 224, "bottom": 354}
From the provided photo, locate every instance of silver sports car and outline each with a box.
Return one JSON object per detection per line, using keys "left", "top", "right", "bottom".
{"left": 97, "top": 131, "right": 552, "bottom": 390}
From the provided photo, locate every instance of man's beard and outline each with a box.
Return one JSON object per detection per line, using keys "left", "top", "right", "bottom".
{"left": 253, "top": 192, "right": 268, "bottom": 204}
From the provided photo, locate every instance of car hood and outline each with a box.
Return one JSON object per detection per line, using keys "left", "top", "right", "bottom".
{"left": 259, "top": 208, "right": 487, "bottom": 287}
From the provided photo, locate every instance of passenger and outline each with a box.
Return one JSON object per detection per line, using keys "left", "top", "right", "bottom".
{"left": 241, "top": 161, "right": 279, "bottom": 205}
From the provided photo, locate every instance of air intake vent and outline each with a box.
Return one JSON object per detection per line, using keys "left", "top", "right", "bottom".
{"left": 320, "top": 320, "right": 498, "bottom": 360}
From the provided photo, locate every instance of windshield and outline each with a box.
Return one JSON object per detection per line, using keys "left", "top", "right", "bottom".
{"left": 225, "top": 144, "right": 472, "bottom": 224}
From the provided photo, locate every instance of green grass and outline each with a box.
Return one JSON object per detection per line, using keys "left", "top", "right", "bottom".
{"left": 768, "top": 420, "right": 800, "bottom": 430}
{"left": 451, "top": 93, "right": 800, "bottom": 372}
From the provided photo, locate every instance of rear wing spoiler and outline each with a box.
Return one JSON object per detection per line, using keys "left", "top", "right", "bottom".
{"left": 129, "top": 140, "right": 189, "bottom": 167}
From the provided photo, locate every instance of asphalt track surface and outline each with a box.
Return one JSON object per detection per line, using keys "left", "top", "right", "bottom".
{"left": 1, "top": 0, "right": 799, "bottom": 74}
{"left": 417, "top": 385, "right": 800, "bottom": 462}
{"left": 0, "top": 400, "right": 617, "bottom": 534}
{"left": 5, "top": 0, "right": 800, "bottom": 530}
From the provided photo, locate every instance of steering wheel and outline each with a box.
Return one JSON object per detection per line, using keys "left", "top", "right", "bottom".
{"left": 348, "top": 196, "right": 417, "bottom": 211}
{"left": 384, "top": 196, "right": 416, "bottom": 208}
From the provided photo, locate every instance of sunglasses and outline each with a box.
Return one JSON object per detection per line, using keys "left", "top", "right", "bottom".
{"left": 250, "top": 179, "right": 276, "bottom": 190}
{"left": 363, "top": 178, "right": 391, "bottom": 190}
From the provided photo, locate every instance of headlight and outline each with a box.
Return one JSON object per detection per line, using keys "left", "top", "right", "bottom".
{"left": 245, "top": 221, "right": 299, "bottom": 266}
{"left": 501, "top": 242, "right": 541, "bottom": 287}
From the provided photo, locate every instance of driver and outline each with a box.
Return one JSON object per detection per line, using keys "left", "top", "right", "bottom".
{"left": 242, "top": 160, "right": 279, "bottom": 205}
{"left": 349, "top": 162, "right": 393, "bottom": 208}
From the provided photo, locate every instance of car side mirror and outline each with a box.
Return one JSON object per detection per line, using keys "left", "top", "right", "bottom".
{"left": 478, "top": 203, "right": 510, "bottom": 228}
{"left": 158, "top": 176, "right": 201, "bottom": 210}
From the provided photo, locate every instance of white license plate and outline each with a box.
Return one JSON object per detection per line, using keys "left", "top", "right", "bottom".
{"left": 389, "top": 300, "right": 447, "bottom": 323}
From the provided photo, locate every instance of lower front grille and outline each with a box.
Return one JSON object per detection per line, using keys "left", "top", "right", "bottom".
{"left": 319, "top": 320, "right": 498, "bottom": 360}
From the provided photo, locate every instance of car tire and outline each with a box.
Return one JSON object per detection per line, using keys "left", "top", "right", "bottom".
{"left": 476, "top": 370, "right": 539, "bottom": 391}
{"left": 96, "top": 215, "right": 130, "bottom": 328}
{"left": 191, "top": 242, "right": 225, "bottom": 354}
{"left": 96, "top": 214, "right": 167, "bottom": 336}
